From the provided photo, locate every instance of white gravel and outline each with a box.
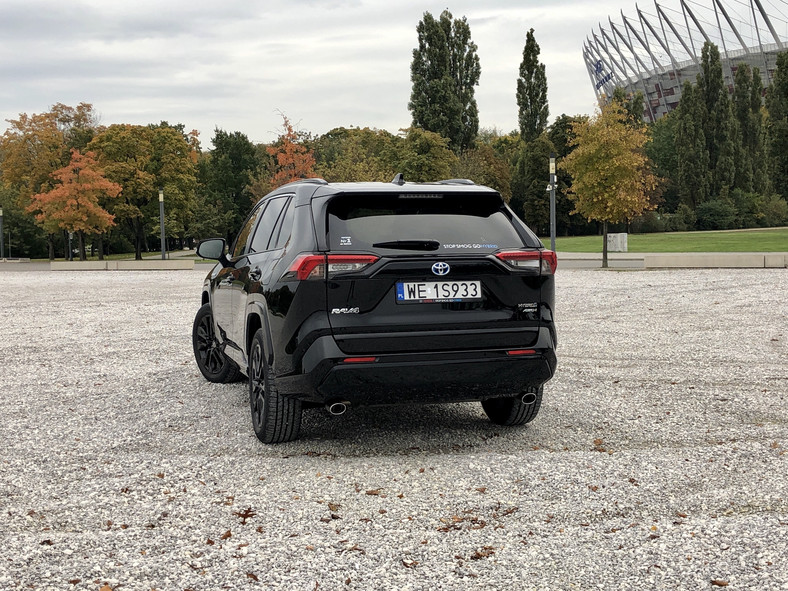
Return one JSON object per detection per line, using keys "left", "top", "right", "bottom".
{"left": 0, "top": 266, "right": 786, "bottom": 590}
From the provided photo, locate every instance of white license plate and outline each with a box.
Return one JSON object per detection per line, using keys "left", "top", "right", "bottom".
{"left": 396, "top": 280, "right": 482, "bottom": 303}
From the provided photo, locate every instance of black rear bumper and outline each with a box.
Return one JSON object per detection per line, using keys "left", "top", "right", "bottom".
{"left": 278, "top": 327, "right": 557, "bottom": 406}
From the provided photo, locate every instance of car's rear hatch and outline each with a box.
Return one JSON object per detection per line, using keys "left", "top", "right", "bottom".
{"left": 318, "top": 190, "right": 554, "bottom": 355}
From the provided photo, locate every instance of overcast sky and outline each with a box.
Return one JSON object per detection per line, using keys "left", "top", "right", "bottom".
{"left": 0, "top": 0, "right": 683, "bottom": 147}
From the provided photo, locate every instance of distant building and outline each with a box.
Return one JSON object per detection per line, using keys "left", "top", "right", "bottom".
{"left": 583, "top": 0, "right": 788, "bottom": 121}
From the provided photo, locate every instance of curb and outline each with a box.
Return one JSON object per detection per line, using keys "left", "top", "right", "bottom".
{"left": 558, "top": 252, "right": 788, "bottom": 269}
{"left": 50, "top": 260, "right": 195, "bottom": 271}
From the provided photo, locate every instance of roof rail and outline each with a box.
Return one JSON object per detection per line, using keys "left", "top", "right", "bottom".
{"left": 437, "top": 178, "right": 476, "bottom": 185}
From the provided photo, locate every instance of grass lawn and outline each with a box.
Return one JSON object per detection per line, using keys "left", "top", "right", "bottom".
{"left": 543, "top": 227, "right": 788, "bottom": 253}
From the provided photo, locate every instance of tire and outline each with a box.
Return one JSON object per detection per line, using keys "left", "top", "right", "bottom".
{"left": 481, "top": 386, "right": 543, "bottom": 426}
{"left": 249, "top": 328, "right": 302, "bottom": 444}
{"left": 192, "top": 303, "right": 242, "bottom": 383}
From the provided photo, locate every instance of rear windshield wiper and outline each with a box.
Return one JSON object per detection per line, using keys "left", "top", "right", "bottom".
{"left": 372, "top": 239, "right": 441, "bottom": 251}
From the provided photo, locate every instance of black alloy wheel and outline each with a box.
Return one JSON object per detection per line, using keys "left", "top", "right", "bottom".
{"left": 192, "top": 303, "right": 241, "bottom": 383}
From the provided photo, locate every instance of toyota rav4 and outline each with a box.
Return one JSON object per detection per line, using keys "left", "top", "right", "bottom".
{"left": 192, "top": 176, "right": 557, "bottom": 443}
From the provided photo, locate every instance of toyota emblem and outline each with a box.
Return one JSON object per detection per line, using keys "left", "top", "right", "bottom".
{"left": 431, "top": 262, "right": 450, "bottom": 276}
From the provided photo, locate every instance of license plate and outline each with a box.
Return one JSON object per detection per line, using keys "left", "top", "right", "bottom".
{"left": 396, "top": 280, "right": 482, "bottom": 303}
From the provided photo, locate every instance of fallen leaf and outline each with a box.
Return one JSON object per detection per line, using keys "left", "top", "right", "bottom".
{"left": 711, "top": 581, "right": 729, "bottom": 587}
{"left": 247, "top": 573, "right": 259, "bottom": 582}
{"left": 328, "top": 502, "right": 341, "bottom": 512}
{"left": 366, "top": 489, "right": 381, "bottom": 496}
{"left": 402, "top": 560, "right": 419, "bottom": 568}
{"left": 220, "top": 530, "right": 232, "bottom": 540}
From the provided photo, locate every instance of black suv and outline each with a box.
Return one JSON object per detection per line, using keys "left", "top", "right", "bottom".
{"left": 193, "top": 177, "right": 557, "bottom": 443}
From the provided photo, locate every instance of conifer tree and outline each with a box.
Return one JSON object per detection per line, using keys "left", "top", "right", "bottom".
{"left": 409, "top": 10, "right": 481, "bottom": 153}
{"left": 697, "top": 42, "right": 735, "bottom": 197}
{"left": 766, "top": 52, "right": 788, "bottom": 200}
{"left": 516, "top": 29, "right": 548, "bottom": 143}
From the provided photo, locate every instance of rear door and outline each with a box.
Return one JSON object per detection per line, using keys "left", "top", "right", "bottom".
{"left": 323, "top": 191, "right": 552, "bottom": 355}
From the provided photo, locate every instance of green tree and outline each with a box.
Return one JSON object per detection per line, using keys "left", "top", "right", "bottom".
{"left": 732, "top": 64, "right": 755, "bottom": 192}
{"left": 674, "top": 82, "right": 710, "bottom": 210}
{"left": 562, "top": 102, "right": 659, "bottom": 267}
{"left": 200, "top": 128, "right": 259, "bottom": 240}
{"left": 510, "top": 134, "right": 555, "bottom": 235}
{"left": 516, "top": 28, "right": 548, "bottom": 143}
{"left": 89, "top": 124, "right": 156, "bottom": 259}
{"left": 645, "top": 111, "right": 680, "bottom": 212}
{"left": 313, "top": 127, "right": 397, "bottom": 183}
{"left": 451, "top": 143, "right": 511, "bottom": 201}
{"left": 409, "top": 9, "right": 481, "bottom": 153}
{"left": 698, "top": 42, "right": 735, "bottom": 197}
{"left": 766, "top": 51, "right": 788, "bottom": 200}
{"left": 611, "top": 87, "right": 645, "bottom": 126}
{"left": 148, "top": 123, "right": 198, "bottom": 249}
{"left": 396, "top": 127, "right": 458, "bottom": 182}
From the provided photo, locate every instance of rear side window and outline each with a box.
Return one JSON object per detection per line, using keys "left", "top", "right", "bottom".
{"left": 327, "top": 193, "right": 529, "bottom": 253}
{"left": 250, "top": 196, "right": 289, "bottom": 253}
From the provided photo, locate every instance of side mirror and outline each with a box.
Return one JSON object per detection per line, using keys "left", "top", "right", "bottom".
{"left": 197, "top": 238, "right": 228, "bottom": 265}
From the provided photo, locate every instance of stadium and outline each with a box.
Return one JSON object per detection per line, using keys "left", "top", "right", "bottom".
{"left": 583, "top": 0, "right": 788, "bottom": 121}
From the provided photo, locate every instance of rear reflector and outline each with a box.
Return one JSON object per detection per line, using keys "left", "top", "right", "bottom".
{"left": 507, "top": 349, "right": 536, "bottom": 356}
{"left": 342, "top": 357, "right": 378, "bottom": 363}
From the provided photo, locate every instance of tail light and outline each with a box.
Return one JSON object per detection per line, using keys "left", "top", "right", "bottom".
{"left": 285, "top": 254, "right": 379, "bottom": 280}
{"left": 495, "top": 250, "right": 557, "bottom": 275}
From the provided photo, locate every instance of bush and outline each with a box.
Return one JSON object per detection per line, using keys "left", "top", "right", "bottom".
{"left": 664, "top": 203, "right": 697, "bottom": 231}
{"left": 630, "top": 211, "right": 665, "bottom": 233}
{"left": 760, "top": 195, "right": 788, "bottom": 227}
{"left": 696, "top": 199, "right": 738, "bottom": 230}
{"left": 730, "top": 189, "right": 764, "bottom": 228}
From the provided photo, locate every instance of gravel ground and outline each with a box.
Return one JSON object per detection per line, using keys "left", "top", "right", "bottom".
{"left": 0, "top": 267, "right": 786, "bottom": 591}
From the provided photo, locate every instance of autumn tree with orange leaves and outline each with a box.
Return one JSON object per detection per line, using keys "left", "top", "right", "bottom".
{"left": 561, "top": 101, "right": 660, "bottom": 267}
{"left": 266, "top": 115, "right": 316, "bottom": 190}
{"left": 27, "top": 149, "right": 122, "bottom": 261}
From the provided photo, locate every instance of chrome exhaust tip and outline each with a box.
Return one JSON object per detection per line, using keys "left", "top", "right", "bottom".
{"left": 521, "top": 392, "right": 537, "bottom": 405}
{"left": 327, "top": 401, "right": 349, "bottom": 416}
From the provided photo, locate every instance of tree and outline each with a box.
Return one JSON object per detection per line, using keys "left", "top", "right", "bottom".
{"left": 516, "top": 28, "right": 548, "bottom": 143}
{"left": 674, "top": 82, "right": 710, "bottom": 210}
{"left": 451, "top": 143, "right": 511, "bottom": 201}
{"left": 88, "top": 124, "right": 156, "bottom": 259}
{"left": 26, "top": 149, "right": 121, "bottom": 260}
{"left": 732, "top": 64, "right": 755, "bottom": 192}
{"left": 199, "top": 128, "right": 259, "bottom": 240}
{"left": 697, "top": 42, "right": 735, "bottom": 197}
{"left": 510, "top": 134, "right": 555, "bottom": 235}
{"left": 547, "top": 114, "right": 595, "bottom": 236}
{"left": 396, "top": 127, "right": 457, "bottom": 182}
{"left": 409, "top": 10, "right": 481, "bottom": 153}
{"left": 266, "top": 114, "right": 317, "bottom": 190}
{"left": 645, "top": 111, "right": 680, "bottom": 212}
{"left": 313, "top": 127, "right": 397, "bottom": 183}
{"left": 562, "top": 102, "right": 659, "bottom": 267}
{"left": 766, "top": 51, "right": 788, "bottom": 200}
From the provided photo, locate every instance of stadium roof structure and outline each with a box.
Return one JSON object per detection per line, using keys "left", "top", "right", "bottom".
{"left": 583, "top": 0, "right": 788, "bottom": 121}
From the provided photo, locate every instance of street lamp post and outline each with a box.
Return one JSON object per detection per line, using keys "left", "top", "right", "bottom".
{"left": 159, "top": 187, "right": 166, "bottom": 260}
{"left": 0, "top": 208, "right": 4, "bottom": 260}
{"left": 549, "top": 153, "right": 556, "bottom": 252}
{"left": 68, "top": 232, "right": 73, "bottom": 261}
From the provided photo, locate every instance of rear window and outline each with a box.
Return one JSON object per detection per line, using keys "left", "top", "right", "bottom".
{"left": 327, "top": 193, "right": 528, "bottom": 254}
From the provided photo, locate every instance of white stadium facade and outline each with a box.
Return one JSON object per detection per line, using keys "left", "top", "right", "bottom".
{"left": 583, "top": 0, "right": 788, "bottom": 121}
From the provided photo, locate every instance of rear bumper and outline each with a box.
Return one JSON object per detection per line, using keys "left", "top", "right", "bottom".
{"left": 278, "top": 327, "right": 557, "bottom": 406}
